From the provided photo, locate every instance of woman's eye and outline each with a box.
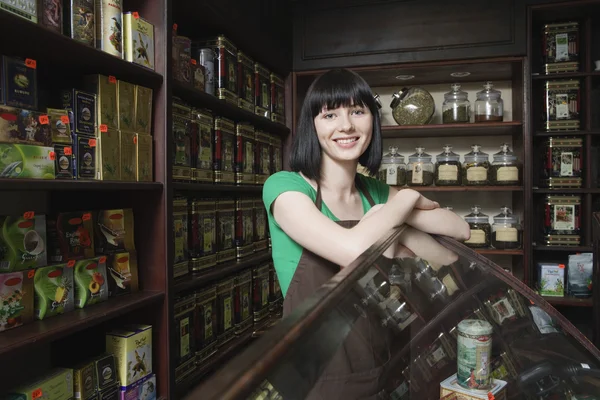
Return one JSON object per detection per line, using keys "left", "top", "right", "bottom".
{"left": 323, "top": 113, "right": 335, "bottom": 119}
{"left": 352, "top": 109, "right": 365, "bottom": 115}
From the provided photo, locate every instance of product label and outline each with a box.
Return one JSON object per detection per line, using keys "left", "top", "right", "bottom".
{"left": 465, "top": 229, "right": 486, "bottom": 244}
{"left": 467, "top": 167, "right": 487, "bottom": 182}
{"left": 457, "top": 330, "right": 492, "bottom": 389}
{"left": 553, "top": 204, "right": 575, "bottom": 231}
{"left": 438, "top": 164, "right": 458, "bottom": 181}
{"left": 204, "top": 304, "right": 213, "bottom": 339}
{"left": 556, "top": 93, "right": 569, "bottom": 119}
{"left": 491, "top": 298, "right": 516, "bottom": 324}
{"left": 556, "top": 33, "right": 569, "bottom": 61}
{"left": 224, "top": 296, "right": 232, "bottom": 330}
{"left": 497, "top": 166, "right": 518, "bottom": 182}
{"left": 560, "top": 151, "right": 574, "bottom": 176}
{"left": 180, "top": 317, "right": 190, "bottom": 357}
{"left": 385, "top": 166, "right": 400, "bottom": 185}
{"left": 411, "top": 163, "right": 423, "bottom": 184}
{"left": 496, "top": 227, "right": 518, "bottom": 242}
{"left": 203, "top": 217, "right": 214, "bottom": 253}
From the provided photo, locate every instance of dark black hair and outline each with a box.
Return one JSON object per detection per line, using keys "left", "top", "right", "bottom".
{"left": 289, "top": 68, "right": 382, "bottom": 181}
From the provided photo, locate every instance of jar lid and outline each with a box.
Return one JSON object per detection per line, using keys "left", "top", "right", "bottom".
{"left": 476, "top": 81, "right": 502, "bottom": 100}
{"left": 444, "top": 83, "right": 469, "bottom": 102}
{"left": 373, "top": 93, "right": 383, "bottom": 110}
{"left": 464, "top": 145, "right": 489, "bottom": 162}
{"left": 464, "top": 205, "right": 490, "bottom": 223}
{"left": 408, "top": 147, "right": 432, "bottom": 163}
{"left": 493, "top": 206, "right": 519, "bottom": 224}
{"left": 436, "top": 145, "right": 460, "bottom": 162}
{"left": 389, "top": 88, "right": 410, "bottom": 108}
{"left": 382, "top": 146, "right": 405, "bottom": 164}
{"left": 493, "top": 143, "right": 517, "bottom": 162}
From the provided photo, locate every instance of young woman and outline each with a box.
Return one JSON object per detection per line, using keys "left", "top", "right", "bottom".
{"left": 262, "top": 68, "right": 470, "bottom": 399}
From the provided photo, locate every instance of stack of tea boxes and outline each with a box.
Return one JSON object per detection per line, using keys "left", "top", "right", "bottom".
{"left": 0, "top": 55, "right": 153, "bottom": 181}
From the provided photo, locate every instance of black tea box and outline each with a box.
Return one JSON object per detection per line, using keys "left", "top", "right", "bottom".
{"left": 62, "top": 89, "right": 97, "bottom": 136}
{"left": 54, "top": 143, "right": 74, "bottom": 179}
{"left": 2, "top": 56, "right": 37, "bottom": 109}
{"left": 73, "top": 133, "right": 97, "bottom": 179}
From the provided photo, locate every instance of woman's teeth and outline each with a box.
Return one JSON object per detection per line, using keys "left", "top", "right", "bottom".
{"left": 335, "top": 138, "right": 357, "bottom": 144}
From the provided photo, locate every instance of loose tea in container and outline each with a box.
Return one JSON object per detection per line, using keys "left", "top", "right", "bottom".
{"left": 235, "top": 123, "right": 255, "bottom": 185}
{"left": 253, "top": 263, "right": 271, "bottom": 325}
{"left": 213, "top": 117, "right": 236, "bottom": 184}
{"left": 434, "top": 145, "right": 461, "bottom": 186}
{"left": 255, "top": 63, "right": 271, "bottom": 119}
{"left": 234, "top": 269, "right": 253, "bottom": 334}
{"left": 542, "top": 136, "right": 582, "bottom": 188}
{"left": 269, "top": 263, "right": 283, "bottom": 317}
{"left": 198, "top": 36, "right": 238, "bottom": 106}
{"left": 173, "top": 198, "right": 189, "bottom": 278}
{"left": 544, "top": 79, "right": 580, "bottom": 131}
{"left": 254, "top": 130, "right": 271, "bottom": 184}
{"left": 543, "top": 22, "right": 580, "bottom": 73}
{"left": 270, "top": 73, "right": 286, "bottom": 125}
{"left": 270, "top": 134, "right": 283, "bottom": 174}
{"left": 474, "top": 82, "right": 503, "bottom": 122}
{"left": 254, "top": 198, "right": 268, "bottom": 251}
{"left": 192, "top": 109, "right": 214, "bottom": 182}
{"left": 463, "top": 145, "right": 490, "bottom": 186}
{"left": 390, "top": 87, "right": 435, "bottom": 126}
{"left": 235, "top": 199, "right": 255, "bottom": 259}
{"left": 237, "top": 52, "right": 255, "bottom": 112}
{"left": 172, "top": 101, "right": 191, "bottom": 181}
{"left": 378, "top": 146, "right": 406, "bottom": 186}
{"left": 407, "top": 147, "right": 434, "bottom": 186}
{"left": 463, "top": 206, "right": 491, "bottom": 249}
{"left": 491, "top": 207, "right": 522, "bottom": 250}
{"left": 173, "top": 294, "right": 196, "bottom": 383}
{"left": 216, "top": 278, "right": 235, "bottom": 347}
{"left": 216, "top": 199, "right": 236, "bottom": 263}
{"left": 194, "top": 286, "right": 218, "bottom": 365}
{"left": 442, "top": 83, "right": 470, "bottom": 123}
{"left": 189, "top": 200, "right": 217, "bottom": 273}
{"left": 544, "top": 195, "right": 581, "bottom": 245}
{"left": 490, "top": 143, "right": 521, "bottom": 185}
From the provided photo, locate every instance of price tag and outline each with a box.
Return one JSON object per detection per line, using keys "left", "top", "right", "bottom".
{"left": 28, "top": 270, "right": 35, "bottom": 279}
{"left": 99, "top": 124, "right": 108, "bottom": 133}
{"left": 89, "top": 139, "right": 97, "bottom": 147}
{"left": 64, "top": 147, "right": 73, "bottom": 156}
{"left": 49, "top": 151, "right": 56, "bottom": 161}
{"left": 82, "top": 213, "right": 91, "bottom": 221}
{"left": 23, "top": 211, "right": 35, "bottom": 219}
{"left": 60, "top": 115, "right": 70, "bottom": 124}
{"left": 39, "top": 115, "right": 49, "bottom": 124}
{"left": 25, "top": 58, "right": 37, "bottom": 69}
{"left": 99, "top": 256, "right": 107, "bottom": 264}
{"left": 133, "top": 135, "right": 138, "bottom": 144}
{"left": 108, "top": 75, "right": 117, "bottom": 84}
{"left": 132, "top": 11, "right": 139, "bottom": 19}
{"left": 67, "top": 260, "right": 76, "bottom": 268}
{"left": 191, "top": 59, "right": 197, "bottom": 65}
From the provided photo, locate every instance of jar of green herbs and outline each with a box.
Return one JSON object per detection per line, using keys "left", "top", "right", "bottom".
{"left": 463, "top": 145, "right": 490, "bottom": 186}
{"left": 407, "top": 147, "right": 434, "bottom": 186}
{"left": 435, "top": 145, "right": 462, "bottom": 186}
{"left": 442, "top": 83, "right": 470, "bottom": 123}
{"left": 378, "top": 146, "right": 406, "bottom": 186}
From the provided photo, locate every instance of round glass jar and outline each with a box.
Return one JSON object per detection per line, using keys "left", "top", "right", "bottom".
{"left": 390, "top": 87, "right": 435, "bottom": 126}
{"left": 490, "top": 143, "right": 521, "bottom": 186}
{"left": 407, "top": 147, "right": 434, "bottom": 186}
{"left": 463, "top": 206, "right": 491, "bottom": 248}
{"left": 491, "top": 207, "right": 522, "bottom": 250}
{"left": 442, "top": 83, "right": 471, "bottom": 123}
{"left": 474, "top": 82, "right": 504, "bottom": 122}
{"left": 379, "top": 146, "right": 406, "bottom": 186}
{"left": 435, "top": 145, "right": 462, "bottom": 186}
{"left": 463, "top": 145, "right": 490, "bottom": 186}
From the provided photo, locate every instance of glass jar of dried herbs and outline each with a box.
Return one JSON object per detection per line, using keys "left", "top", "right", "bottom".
{"left": 407, "top": 147, "right": 434, "bottom": 186}
{"left": 491, "top": 207, "right": 522, "bottom": 250}
{"left": 474, "top": 82, "right": 503, "bottom": 122}
{"left": 434, "top": 145, "right": 462, "bottom": 186}
{"left": 378, "top": 146, "right": 406, "bottom": 186}
{"left": 463, "top": 145, "right": 490, "bottom": 186}
{"left": 491, "top": 143, "right": 521, "bottom": 185}
{"left": 463, "top": 206, "right": 491, "bottom": 248}
{"left": 442, "top": 83, "right": 470, "bottom": 123}
{"left": 390, "top": 87, "right": 435, "bottom": 126}
{"left": 542, "top": 137, "right": 583, "bottom": 188}
{"left": 543, "top": 80, "right": 580, "bottom": 131}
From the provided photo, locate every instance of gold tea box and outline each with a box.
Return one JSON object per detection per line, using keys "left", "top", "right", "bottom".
{"left": 123, "top": 12, "right": 155, "bottom": 70}
{"left": 136, "top": 133, "right": 152, "bottom": 181}
{"left": 5, "top": 368, "right": 73, "bottom": 400}
{"left": 216, "top": 199, "right": 236, "bottom": 263}
{"left": 98, "top": 129, "right": 120, "bottom": 181}
{"left": 47, "top": 108, "right": 72, "bottom": 144}
{"left": 235, "top": 123, "right": 255, "bottom": 185}
{"left": 95, "top": 0, "right": 123, "bottom": 58}
{"left": 120, "top": 130, "right": 137, "bottom": 181}
{"left": 118, "top": 80, "right": 135, "bottom": 131}
{"left": 106, "top": 324, "right": 153, "bottom": 387}
{"left": 214, "top": 117, "right": 235, "bottom": 184}
{"left": 106, "top": 251, "right": 139, "bottom": 298}
{"left": 134, "top": 85, "right": 153, "bottom": 134}
{"left": 84, "top": 74, "right": 119, "bottom": 130}
{"left": 64, "top": 0, "right": 95, "bottom": 46}
{"left": 235, "top": 199, "right": 254, "bottom": 259}
{"left": 39, "top": 0, "right": 62, "bottom": 32}
{"left": 72, "top": 361, "right": 97, "bottom": 400}
{"left": 0, "top": 0, "right": 37, "bottom": 22}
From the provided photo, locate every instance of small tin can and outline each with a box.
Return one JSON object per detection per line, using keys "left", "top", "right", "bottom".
{"left": 173, "top": 35, "right": 192, "bottom": 84}
{"left": 216, "top": 278, "right": 236, "bottom": 347}
{"left": 197, "top": 48, "right": 215, "bottom": 96}
{"left": 194, "top": 286, "right": 218, "bottom": 365}
{"left": 254, "top": 198, "right": 268, "bottom": 251}
{"left": 543, "top": 22, "right": 579, "bottom": 73}
{"left": 235, "top": 199, "right": 255, "bottom": 259}
{"left": 270, "top": 134, "right": 283, "bottom": 174}
{"left": 456, "top": 319, "right": 493, "bottom": 390}
{"left": 269, "top": 263, "right": 282, "bottom": 317}
{"left": 188, "top": 116, "right": 199, "bottom": 180}
{"left": 95, "top": 0, "right": 123, "bottom": 58}
{"left": 54, "top": 143, "right": 74, "bottom": 180}
{"left": 449, "top": 308, "right": 490, "bottom": 339}
{"left": 64, "top": 0, "right": 94, "bottom": 46}
{"left": 173, "top": 294, "right": 196, "bottom": 383}
{"left": 544, "top": 79, "right": 580, "bottom": 131}
{"left": 193, "top": 109, "right": 214, "bottom": 182}
{"left": 543, "top": 194, "right": 582, "bottom": 245}
{"left": 216, "top": 199, "right": 236, "bottom": 263}
{"left": 173, "top": 197, "right": 189, "bottom": 278}
{"left": 541, "top": 137, "right": 583, "bottom": 188}
{"left": 237, "top": 52, "right": 255, "bottom": 112}
{"left": 255, "top": 63, "right": 271, "bottom": 119}
{"left": 234, "top": 269, "right": 253, "bottom": 335}
{"left": 199, "top": 36, "right": 238, "bottom": 106}
{"left": 213, "top": 117, "right": 236, "bottom": 184}
{"left": 254, "top": 130, "right": 271, "bottom": 184}
{"left": 192, "top": 61, "right": 205, "bottom": 92}
{"left": 235, "top": 123, "right": 255, "bottom": 185}
{"left": 172, "top": 101, "right": 192, "bottom": 181}
{"left": 189, "top": 200, "right": 217, "bottom": 272}
{"left": 270, "top": 73, "right": 285, "bottom": 125}
{"left": 253, "top": 263, "right": 271, "bottom": 324}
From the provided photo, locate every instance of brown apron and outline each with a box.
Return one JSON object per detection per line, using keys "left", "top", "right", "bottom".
{"left": 282, "top": 177, "right": 392, "bottom": 400}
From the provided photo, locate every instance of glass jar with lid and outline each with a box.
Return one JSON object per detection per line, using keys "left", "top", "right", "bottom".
{"left": 379, "top": 146, "right": 406, "bottom": 186}
{"left": 474, "top": 81, "right": 504, "bottom": 122}
{"left": 490, "top": 143, "right": 521, "bottom": 185}
{"left": 434, "top": 145, "right": 462, "bottom": 186}
{"left": 462, "top": 145, "right": 490, "bottom": 186}
{"left": 442, "top": 83, "right": 470, "bottom": 123}
{"left": 389, "top": 87, "right": 435, "bottom": 126}
{"left": 463, "top": 206, "right": 491, "bottom": 248}
{"left": 491, "top": 207, "right": 522, "bottom": 250}
{"left": 407, "top": 147, "right": 434, "bottom": 186}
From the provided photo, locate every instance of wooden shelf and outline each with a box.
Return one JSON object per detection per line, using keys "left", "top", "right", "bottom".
{"left": 534, "top": 130, "right": 600, "bottom": 137}
{"left": 0, "top": 291, "right": 164, "bottom": 357}
{"left": 542, "top": 296, "right": 593, "bottom": 307}
{"left": 476, "top": 249, "right": 524, "bottom": 255}
{"left": 532, "top": 71, "right": 591, "bottom": 80}
{"left": 0, "top": 179, "right": 163, "bottom": 192}
{"left": 533, "top": 188, "right": 588, "bottom": 194}
{"left": 534, "top": 245, "right": 593, "bottom": 252}
{"left": 173, "top": 251, "right": 272, "bottom": 293}
{"left": 381, "top": 121, "right": 522, "bottom": 139}
{"left": 173, "top": 182, "right": 263, "bottom": 194}
{"left": 172, "top": 83, "right": 290, "bottom": 136}
{"left": 393, "top": 185, "right": 523, "bottom": 192}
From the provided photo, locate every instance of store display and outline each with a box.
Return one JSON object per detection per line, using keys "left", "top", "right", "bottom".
{"left": 95, "top": 0, "right": 123, "bottom": 58}
{"left": 199, "top": 36, "right": 238, "bottom": 106}
{"left": 195, "top": 285, "right": 218, "bottom": 364}
{"left": 253, "top": 198, "right": 268, "bottom": 251}
{"left": 544, "top": 79, "right": 580, "bottom": 131}
{"left": 173, "top": 35, "right": 192, "bottom": 84}
{"left": 193, "top": 109, "right": 213, "bottom": 182}
{"left": 216, "top": 278, "right": 235, "bottom": 346}
{"left": 0, "top": 271, "right": 34, "bottom": 332}
{"left": 118, "top": 80, "right": 136, "bottom": 132}
{"left": 47, "top": 108, "right": 72, "bottom": 144}
{"left": 474, "top": 82, "right": 503, "bottom": 122}
{"left": 54, "top": 143, "right": 74, "bottom": 179}
{"left": 463, "top": 206, "right": 491, "bottom": 249}
{"left": 0, "top": 214, "right": 47, "bottom": 272}
{"left": 173, "top": 294, "right": 196, "bottom": 382}
{"left": 172, "top": 101, "right": 191, "bottom": 181}
{"left": 252, "top": 263, "right": 271, "bottom": 325}
{"left": 237, "top": 52, "right": 255, "bottom": 112}
{"left": 543, "top": 22, "right": 580, "bottom": 73}
{"left": 462, "top": 145, "right": 490, "bottom": 186}
{"left": 214, "top": 117, "right": 236, "bottom": 184}
{"left": 254, "top": 130, "right": 271, "bottom": 184}
{"left": 270, "top": 73, "right": 285, "bottom": 125}
{"left": 106, "top": 324, "right": 153, "bottom": 387}
{"left": 0, "top": 0, "right": 36, "bottom": 22}
{"left": 98, "top": 129, "right": 121, "bottom": 181}
{"left": 65, "top": 0, "right": 95, "bottom": 46}
{"left": 567, "top": 253, "right": 593, "bottom": 298}
{"left": 435, "top": 145, "right": 461, "bottom": 186}
{"left": 442, "top": 83, "right": 470, "bottom": 123}
{"left": 542, "top": 136, "right": 582, "bottom": 188}
{"left": 235, "top": 123, "right": 255, "bottom": 184}
{"left": 538, "top": 262, "right": 565, "bottom": 297}
{"left": 407, "top": 147, "right": 434, "bottom": 186}
{"left": 236, "top": 199, "right": 254, "bottom": 259}
{"left": 234, "top": 269, "right": 253, "bottom": 334}
{"left": 0, "top": 143, "right": 55, "bottom": 179}
{"left": 189, "top": 200, "right": 217, "bottom": 272}
{"left": 47, "top": 211, "right": 95, "bottom": 262}
{"left": 62, "top": 89, "right": 97, "bottom": 136}
{"left": 456, "top": 319, "right": 493, "bottom": 389}
{"left": 216, "top": 199, "right": 236, "bottom": 263}
{"left": 173, "top": 198, "right": 189, "bottom": 278}
{"left": 491, "top": 207, "right": 522, "bottom": 250}
{"left": 543, "top": 194, "right": 581, "bottom": 245}
{"left": 390, "top": 87, "right": 435, "bottom": 125}
{"left": 490, "top": 143, "right": 520, "bottom": 185}
{"left": 379, "top": 146, "right": 406, "bottom": 186}
{"left": 136, "top": 133, "right": 153, "bottom": 181}
{"left": 74, "top": 256, "right": 109, "bottom": 308}
{"left": 34, "top": 263, "right": 74, "bottom": 320}
{"left": 120, "top": 130, "right": 137, "bottom": 181}
{"left": 255, "top": 63, "right": 271, "bottom": 119}
{"left": 2, "top": 56, "right": 38, "bottom": 110}
{"left": 123, "top": 12, "right": 155, "bottom": 70}
{"left": 135, "top": 85, "right": 153, "bottom": 135}
{"left": 196, "top": 48, "right": 215, "bottom": 95}
{"left": 4, "top": 368, "right": 74, "bottom": 400}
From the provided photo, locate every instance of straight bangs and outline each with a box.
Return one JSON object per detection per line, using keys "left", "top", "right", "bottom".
{"left": 307, "top": 70, "right": 376, "bottom": 118}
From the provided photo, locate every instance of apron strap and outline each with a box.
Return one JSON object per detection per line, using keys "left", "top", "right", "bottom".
{"left": 315, "top": 175, "right": 377, "bottom": 210}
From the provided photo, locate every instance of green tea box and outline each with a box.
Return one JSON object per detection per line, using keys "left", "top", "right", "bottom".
{"left": 74, "top": 256, "right": 109, "bottom": 308}
{"left": 0, "top": 214, "right": 47, "bottom": 272}
{"left": 538, "top": 262, "right": 565, "bottom": 297}
{"left": 118, "top": 80, "right": 135, "bottom": 131}
{"left": 4, "top": 368, "right": 73, "bottom": 400}
{"left": 0, "top": 270, "right": 34, "bottom": 332}
{"left": 0, "top": 143, "right": 55, "bottom": 179}
{"left": 34, "top": 263, "right": 75, "bottom": 320}
{"left": 84, "top": 74, "right": 119, "bottom": 130}
{"left": 106, "top": 324, "right": 152, "bottom": 386}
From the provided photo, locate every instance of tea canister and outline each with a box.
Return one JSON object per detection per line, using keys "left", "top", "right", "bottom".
{"left": 474, "top": 82, "right": 503, "bottom": 122}
{"left": 492, "top": 207, "right": 522, "bottom": 250}
{"left": 172, "top": 101, "right": 192, "bottom": 181}
{"left": 463, "top": 145, "right": 490, "bottom": 186}
{"left": 173, "top": 294, "right": 196, "bottom": 383}
{"left": 434, "top": 145, "right": 461, "bottom": 186}
{"left": 254, "top": 198, "right": 269, "bottom": 251}
{"left": 378, "top": 146, "right": 406, "bottom": 186}
{"left": 270, "top": 134, "right": 283, "bottom": 174}
{"left": 255, "top": 63, "right": 271, "bottom": 119}
{"left": 490, "top": 143, "right": 521, "bottom": 186}
{"left": 237, "top": 52, "right": 255, "bottom": 113}
{"left": 199, "top": 36, "right": 238, "bottom": 106}
{"left": 195, "top": 286, "right": 218, "bottom": 365}
{"left": 191, "top": 60, "right": 205, "bottom": 92}
{"left": 189, "top": 200, "right": 217, "bottom": 272}
{"left": 236, "top": 199, "right": 255, "bottom": 259}
{"left": 463, "top": 206, "right": 491, "bottom": 249}
{"left": 543, "top": 22, "right": 580, "bottom": 73}
{"left": 253, "top": 263, "right": 271, "bottom": 325}
{"left": 235, "top": 123, "right": 255, "bottom": 185}
{"left": 544, "top": 195, "right": 581, "bottom": 246}
{"left": 216, "top": 277, "right": 236, "bottom": 347}
{"left": 542, "top": 137, "right": 583, "bottom": 188}
{"left": 173, "top": 35, "right": 192, "bottom": 84}
{"left": 216, "top": 199, "right": 236, "bottom": 263}
{"left": 173, "top": 198, "right": 189, "bottom": 278}
{"left": 390, "top": 87, "right": 435, "bottom": 126}
{"left": 193, "top": 109, "right": 214, "bottom": 183}
{"left": 442, "top": 83, "right": 470, "bottom": 124}
{"left": 456, "top": 319, "right": 493, "bottom": 390}
{"left": 544, "top": 80, "right": 580, "bottom": 131}
{"left": 213, "top": 117, "right": 236, "bottom": 184}
{"left": 269, "top": 262, "right": 283, "bottom": 317}
{"left": 234, "top": 269, "right": 253, "bottom": 335}
{"left": 255, "top": 130, "right": 272, "bottom": 184}
{"left": 196, "top": 47, "right": 215, "bottom": 95}
{"left": 407, "top": 147, "right": 434, "bottom": 186}
{"left": 188, "top": 115, "right": 199, "bottom": 181}
{"left": 270, "top": 73, "right": 285, "bottom": 125}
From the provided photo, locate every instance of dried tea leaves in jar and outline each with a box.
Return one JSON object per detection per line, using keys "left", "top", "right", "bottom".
{"left": 378, "top": 146, "right": 406, "bottom": 186}
{"left": 407, "top": 147, "right": 434, "bottom": 186}
{"left": 434, "top": 145, "right": 461, "bottom": 186}
{"left": 463, "top": 145, "right": 490, "bottom": 186}
{"left": 463, "top": 206, "right": 491, "bottom": 248}
{"left": 442, "top": 83, "right": 470, "bottom": 123}
{"left": 491, "top": 206, "right": 522, "bottom": 250}
{"left": 490, "top": 143, "right": 521, "bottom": 185}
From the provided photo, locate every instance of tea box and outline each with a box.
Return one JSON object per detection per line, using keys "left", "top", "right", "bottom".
{"left": 172, "top": 35, "right": 192, "bottom": 84}
{"left": 194, "top": 285, "right": 218, "bottom": 364}
{"left": 0, "top": 107, "right": 51, "bottom": 146}
{"left": 235, "top": 199, "right": 254, "bottom": 259}
{"left": 173, "top": 198, "right": 189, "bottom": 278}
{"left": 123, "top": 13, "right": 155, "bottom": 70}
{"left": 254, "top": 130, "right": 271, "bottom": 184}
{"left": 98, "top": 129, "right": 121, "bottom": 181}
{"left": 483, "top": 289, "right": 527, "bottom": 326}
{"left": 73, "top": 133, "right": 98, "bottom": 180}
{"left": 199, "top": 36, "right": 238, "bottom": 106}
{"left": 213, "top": 117, "right": 235, "bottom": 184}
{"left": 120, "top": 130, "right": 137, "bottom": 181}
{"left": 270, "top": 73, "right": 285, "bottom": 125}
{"left": 544, "top": 80, "right": 580, "bottom": 131}
{"left": 2, "top": 56, "right": 38, "bottom": 109}
{"left": 216, "top": 199, "right": 236, "bottom": 263}
{"left": 271, "top": 134, "right": 283, "bottom": 174}
{"left": 134, "top": 85, "right": 153, "bottom": 134}
{"left": 74, "top": 256, "right": 108, "bottom": 308}
{"left": 0, "top": 271, "right": 34, "bottom": 332}
{"left": 72, "top": 360, "right": 97, "bottom": 400}
{"left": 189, "top": 200, "right": 217, "bottom": 272}
{"left": 0, "top": 214, "right": 47, "bottom": 272}
{"left": 54, "top": 143, "right": 74, "bottom": 179}
{"left": 544, "top": 195, "right": 581, "bottom": 245}
{"left": 136, "top": 133, "right": 153, "bottom": 181}
{"left": 47, "top": 212, "right": 94, "bottom": 263}
{"left": 173, "top": 294, "right": 196, "bottom": 383}
{"left": 106, "top": 324, "right": 153, "bottom": 387}
{"left": 47, "top": 108, "right": 72, "bottom": 144}
{"left": 538, "top": 262, "right": 565, "bottom": 297}
{"left": 119, "top": 373, "right": 156, "bottom": 400}
{"left": 172, "top": 101, "right": 191, "bottom": 181}
{"left": 84, "top": 74, "right": 119, "bottom": 131}
{"left": 188, "top": 116, "right": 199, "bottom": 180}
{"left": 235, "top": 123, "right": 255, "bottom": 185}
{"left": 543, "top": 22, "right": 579, "bottom": 73}
{"left": 192, "top": 61, "right": 206, "bottom": 92}
{"left": 39, "top": 0, "right": 62, "bottom": 32}
{"left": 216, "top": 278, "right": 235, "bottom": 347}
{"left": 252, "top": 263, "right": 271, "bottom": 324}
{"left": 269, "top": 264, "right": 283, "bottom": 316}
{"left": 99, "top": 385, "right": 119, "bottom": 400}
{"left": 93, "top": 353, "right": 118, "bottom": 391}
{"left": 254, "top": 63, "right": 271, "bottom": 119}
{"left": 106, "top": 251, "right": 138, "bottom": 297}
{"left": 237, "top": 51, "right": 255, "bottom": 112}
{"left": 440, "top": 374, "right": 507, "bottom": 400}
{"left": 62, "top": 89, "right": 97, "bottom": 136}
{"left": 4, "top": 368, "right": 74, "bottom": 400}
{"left": 192, "top": 109, "right": 213, "bottom": 182}
{"left": 65, "top": 0, "right": 95, "bottom": 46}
{"left": 0, "top": 0, "right": 36, "bottom": 22}
{"left": 234, "top": 269, "right": 253, "bottom": 334}
{"left": 542, "top": 137, "right": 582, "bottom": 188}
{"left": 95, "top": 0, "right": 123, "bottom": 58}
{"left": 34, "top": 263, "right": 75, "bottom": 320}
{"left": 118, "top": 80, "right": 136, "bottom": 131}
{"left": 253, "top": 198, "right": 268, "bottom": 251}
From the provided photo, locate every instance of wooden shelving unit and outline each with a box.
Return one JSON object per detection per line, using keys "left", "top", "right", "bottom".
{"left": 394, "top": 186, "right": 523, "bottom": 192}
{"left": 381, "top": 121, "right": 522, "bottom": 139}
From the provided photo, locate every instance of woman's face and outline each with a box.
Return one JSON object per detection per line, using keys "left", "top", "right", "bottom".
{"left": 313, "top": 103, "right": 373, "bottom": 164}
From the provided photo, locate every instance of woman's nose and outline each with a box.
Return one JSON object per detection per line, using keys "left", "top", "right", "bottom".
{"left": 338, "top": 114, "right": 353, "bottom": 132}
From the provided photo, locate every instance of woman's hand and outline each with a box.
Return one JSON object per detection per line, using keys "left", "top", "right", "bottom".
{"left": 393, "top": 189, "right": 439, "bottom": 210}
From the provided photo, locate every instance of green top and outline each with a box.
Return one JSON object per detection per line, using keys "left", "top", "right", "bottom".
{"left": 262, "top": 171, "right": 390, "bottom": 297}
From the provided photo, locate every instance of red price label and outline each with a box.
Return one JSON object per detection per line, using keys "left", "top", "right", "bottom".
{"left": 23, "top": 211, "right": 35, "bottom": 219}
{"left": 99, "top": 256, "right": 107, "bottom": 264}
{"left": 67, "top": 260, "right": 75, "bottom": 268}
{"left": 39, "top": 115, "right": 49, "bottom": 124}
{"left": 190, "top": 59, "right": 197, "bottom": 65}
{"left": 88, "top": 139, "right": 97, "bottom": 147}
{"left": 133, "top": 135, "right": 138, "bottom": 144}
{"left": 49, "top": 151, "right": 56, "bottom": 161}
{"left": 64, "top": 147, "right": 73, "bottom": 156}
{"left": 60, "top": 115, "right": 70, "bottom": 124}
{"left": 82, "top": 213, "right": 91, "bottom": 221}
{"left": 132, "top": 11, "right": 139, "bottom": 19}
{"left": 25, "top": 58, "right": 37, "bottom": 69}
{"left": 28, "top": 270, "right": 35, "bottom": 279}
{"left": 99, "top": 124, "right": 108, "bottom": 133}
{"left": 173, "top": 23, "right": 178, "bottom": 31}
{"left": 108, "top": 75, "right": 117, "bottom": 84}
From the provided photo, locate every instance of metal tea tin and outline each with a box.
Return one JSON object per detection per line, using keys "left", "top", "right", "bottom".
{"left": 255, "top": 63, "right": 271, "bottom": 119}
{"left": 255, "top": 130, "right": 271, "bottom": 184}
{"left": 189, "top": 200, "right": 217, "bottom": 272}
{"left": 199, "top": 36, "right": 238, "bottom": 106}
{"left": 270, "top": 134, "right": 283, "bottom": 174}
{"left": 270, "top": 73, "right": 285, "bottom": 125}
{"left": 542, "top": 137, "right": 583, "bottom": 188}
{"left": 196, "top": 48, "right": 215, "bottom": 95}
{"left": 253, "top": 263, "right": 271, "bottom": 324}
{"left": 235, "top": 123, "right": 255, "bottom": 185}
{"left": 456, "top": 319, "right": 493, "bottom": 390}
{"left": 544, "top": 80, "right": 580, "bottom": 131}
{"left": 449, "top": 308, "right": 490, "bottom": 339}
{"left": 192, "top": 109, "right": 214, "bottom": 182}
{"left": 172, "top": 101, "right": 192, "bottom": 181}
{"left": 237, "top": 51, "right": 255, "bottom": 112}
{"left": 544, "top": 195, "right": 581, "bottom": 245}
{"left": 173, "top": 35, "right": 192, "bottom": 84}
{"left": 188, "top": 115, "right": 199, "bottom": 180}
{"left": 173, "top": 198, "right": 189, "bottom": 278}
{"left": 213, "top": 117, "right": 236, "bottom": 184}
{"left": 195, "top": 285, "right": 218, "bottom": 365}
{"left": 543, "top": 22, "right": 580, "bottom": 73}
{"left": 235, "top": 199, "right": 255, "bottom": 259}
{"left": 216, "top": 199, "right": 236, "bottom": 263}
{"left": 234, "top": 269, "right": 253, "bottom": 335}
{"left": 216, "top": 278, "right": 236, "bottom": 347}
{"left": 95, "top": 0, "right": 123, "bottom": 58}
{"left": 173, "top": 294, "right": 196, "bottom": 384}
{"left": 254, "top": 198, "right": 268, "bottom": 251}
{"left": 269, "top": 262, "right": 282, "bottom": 317}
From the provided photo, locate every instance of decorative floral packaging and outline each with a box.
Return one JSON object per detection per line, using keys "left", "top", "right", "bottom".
{"left": 0, "top": 214, "right": 47, "bottom": 272}
{"left": 270, "top": 73, "right": 285, "bottom": 125}
{"left": 234, "top": 269, "right": 253, "bottom": 334}
{"left": 542, "top": 137, "right": 583, "bottom": 188}
{"left": 47, "top": 211, "right": 95, "bottom": 263}
{"left": 0, "top": 270, "right": 34, "bottom": 332}
{"left": 255, "top": 63, "right": 271, "bottom": 119}
{"left": 173, "top": 294, "right": 196, "bottom": 383}
{"left": 172, "top": 100, "right": 192, "bottom": 181}
{"left": 269, "top": 263, "right": 283, "bottom": 317}
{"left": 213, "top": 117, "right": 236, "bottom": 184}
{"left": 235, "top": 199, "right": 255, "bottom": 259}
{"left": 491, "top": 143, "right": 521, "bottom": 186}
{"left": 543, "top": 22, "right": 580, "bottom": 73}
{"left": 95, "top": 0, "right": 123, "bottom": 58}
{"left": 538, "top": 262, "right": 565, "bottom": 297}
{"left": 34, "top": 263, "right": 74, "bottom": 320}
{"left": 235, "top": 123, "right": 255, "bottom": 185}
{"left": 253, "top": 198, "right": 268, "bottom": 251}
{"left": 65, "top": 0, "right": 94, "bottom": 46}
{"left": 252, "top": 263, "right": 271, "bottom": 325}
{"left": 216, "top": 278, "right": 235, "bottom": 347}
{"left": 123, "top": 13, "right": 155, "bottom": 70}
{"left": 194, "top": 285, "right": 218, "bottom": 365}
{"left": 544, "top": 80, "right": 580, "bottom": 131}
{"left": 199, "top": 36, "right": 238, "bottom": 106}
{"left": 544, "top": 194, "right": 581, "bottom": 245}
{"left": 105, "top": 324, "right": 152, "bottom": 387}
{"left": 74, "top": 256, "right": 109, "bottom": 308}
{"left": 254, "top": 130, "right": 271, "bottom": 184}
{"left": 192, "top": 109, "right": 214, "bottom": 182}
{"left": 189, "top": 200, "right": 217, "bottom": 273}
{"left": 237, "top": 52, "right": 255, "bottom": 112}
{"left": 0, "top": 107, "right": 50, "bottom": 146}
{"left": 173, "top": 198, "right": 189, "bottom": 278}
{"left": 216, "top": 199, "right": 236, "bottom": 263}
